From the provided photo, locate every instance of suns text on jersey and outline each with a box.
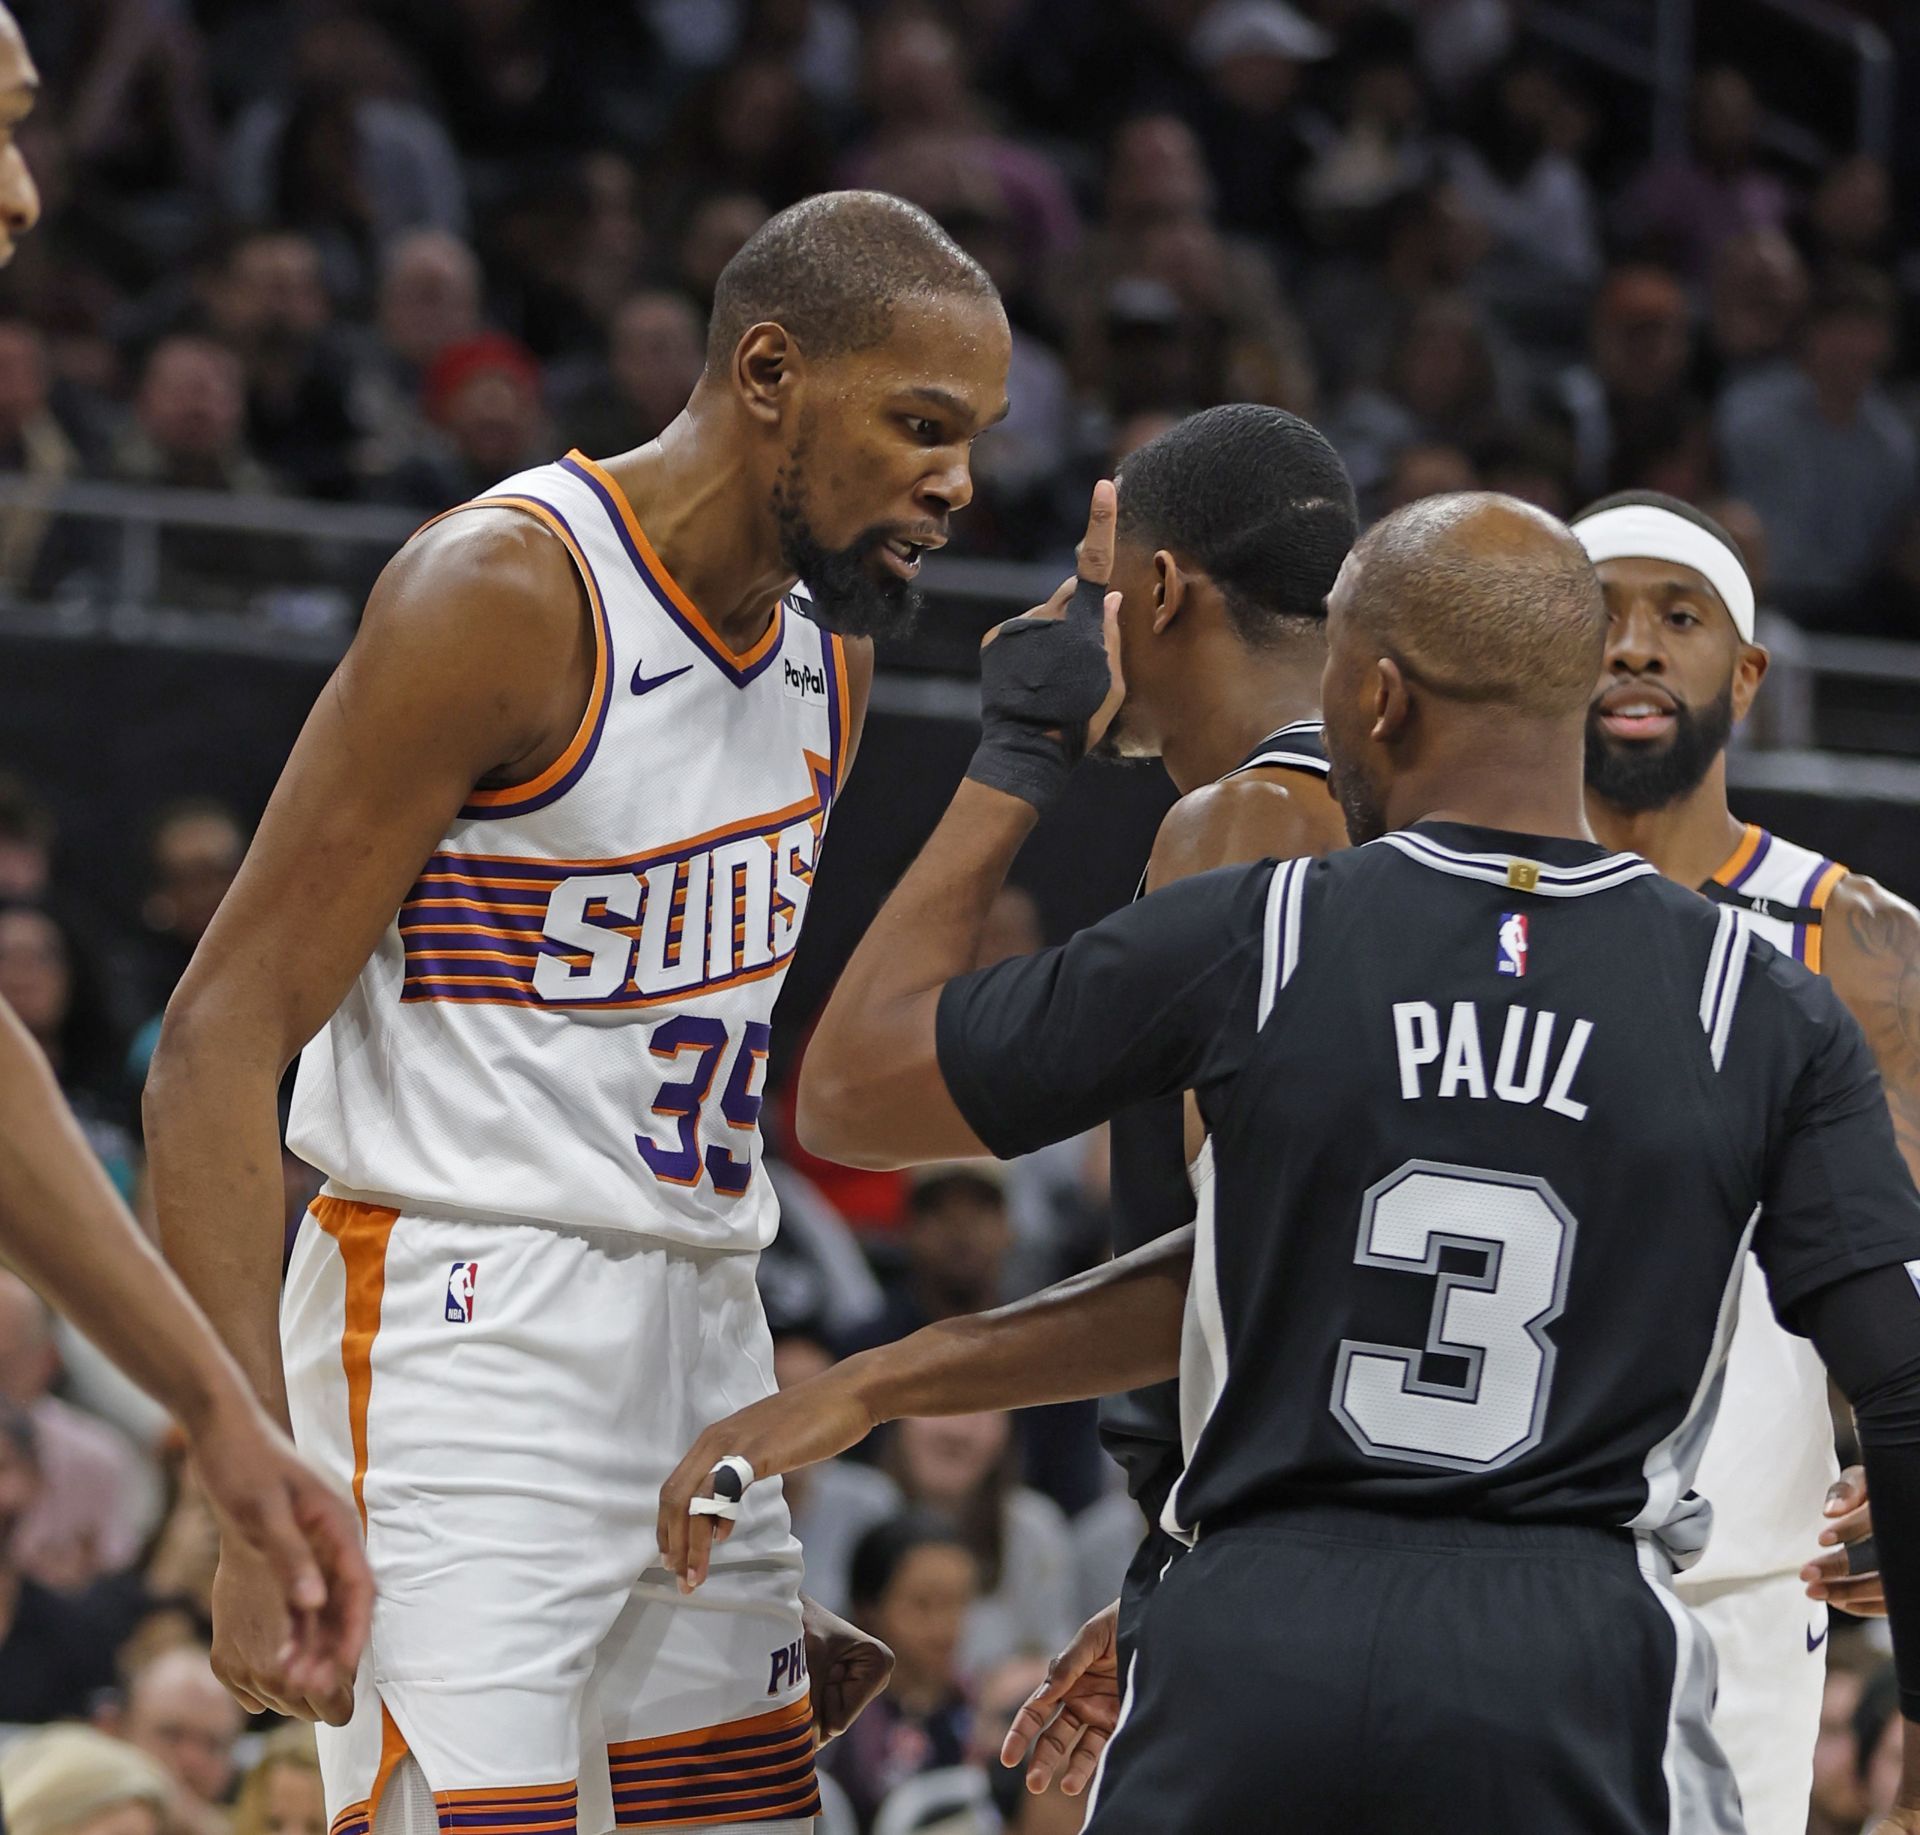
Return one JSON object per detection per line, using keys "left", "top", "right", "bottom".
{"left": 1391, "top": 999, "right": 1593, "bottom": 1120}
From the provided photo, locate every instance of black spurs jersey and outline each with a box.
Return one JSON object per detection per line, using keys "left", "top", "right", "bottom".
{"left": 938, "top": 823, "right": 1920, "bottom": 1546}
{"left": 1102, "top": 721, "right": 1331, "bottom": 1519}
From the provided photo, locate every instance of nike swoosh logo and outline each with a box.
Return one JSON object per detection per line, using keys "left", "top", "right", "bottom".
{"left": 631, "top": 662, "right": 693, "bottom": 696}
{"left": 1807, "top": 1623, "right": 1829, "bottom": 1652}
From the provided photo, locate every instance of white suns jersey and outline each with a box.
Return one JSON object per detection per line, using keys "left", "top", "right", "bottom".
{"left": 1681, "top": 823, "right": 1850, "bottom": 1590}
{"left": 287, "top": 451, "right": 853, "bottom": 1254}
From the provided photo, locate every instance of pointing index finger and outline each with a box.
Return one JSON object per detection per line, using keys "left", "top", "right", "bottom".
{"left": 1075, "top": 479, "right": 1117, "bottom": 586}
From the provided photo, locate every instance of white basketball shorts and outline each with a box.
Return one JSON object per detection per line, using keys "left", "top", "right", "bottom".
{"left": 1679, "top": 1568, "right": 1828, "bottom": 1835}
{"left": 281, "top": 1195, "right": 817, "bottom": 1833}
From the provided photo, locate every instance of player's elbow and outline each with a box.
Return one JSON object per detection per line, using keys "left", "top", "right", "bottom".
{"left": 794, "top": 1057, "right": 881, "bottom": 1167}
{"left": 143, "top": 983, "right": 284, "bottom": 1134}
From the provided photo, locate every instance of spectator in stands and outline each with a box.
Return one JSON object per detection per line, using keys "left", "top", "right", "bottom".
{"left": 205, "top": 230, "right": 359, "bottom": 499}
{"left": 1805, "top": 154, "right": 1895, "bottom": 278}
{"left": 1479, "top": 424, "right": 1576, "bottom": 518}
{"left": 849, "top": 1163, "right": 1013, "bottom": 1353}
{"left": 0, "top": 1268, "right": 153, "bottom": 1586}
{"left": 0, "top": 1725, "right": 174, "bottom": 1835}
{"left": 556, "top": 290, "right": 704, "bottom": 458}
{"left": 0, "top": 318, "right": 82, "bottom": 593}
{"left": 136, "top": 797, "right": 244, "bottom": 1015}
{"left": 224, "top": 16, "right": 466, "bottom": 279}
{"left": 1326, "top": 291, "right": 1508, "bottom": 512}
{"left": 115, "top": 1644, "right": 243, "bottom": 1835}
{"left": 882, "top": 1413, "right": 1077, "bottom": 1674}
{"left": 1705, "top": 227, "right": 1808, "bottom": 390}
{"left": 658, "top": 51, "right": 835, "bottom": 217}
{"left": 0, "top": 902, "right": 136, "bottom": 1178}
{"left": 1443, "top": 54, "right": 1601, "bottom": 316}
{"left": 1185, "top": 0, "right": 1332, "bottom": 245}
{"left": 1548, "top": 264, "right": 1699, "bottom": 498}
{"left": 1718, "top": 265, "right": 1917, "bottom": 623}
{"left": 0, "top": 772, "right": 54, "bottom": 900}
{"left": 111, "top": 334, "right": 274, "bottom": 497}
{"left": 1616, "top": 66, "right": 1791, "bottom": 282}
{"left": 769, "top": 1329, "right": 900, "bottom": 1616}
{"left": 842, "top": 4, "right": 1078, "bottom": 277}
{"left": 0, "top": 1401, "right": 126, "bottom": 1721}
{"left": 670, "top": 191, "right": 770, "bottom": 317}
{"left": 1297, "top": 14, "right": 1432, "bottom": 231}
{"left": 824, "top": 1514, "right": 978, "bottom": 1832}
{"left": 375, "top": 331, "right": 547, "bottom": 512}
{"left": 1381, "top": 440, "right": 1479, "bottom": 512}
{"left": 232, "top": 1725, "right": 324, "bottom": 1835}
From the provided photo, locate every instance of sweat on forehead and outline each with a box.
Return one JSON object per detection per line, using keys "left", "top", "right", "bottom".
{"left": 1342, "top": 492, "right": 1606, "bottom": 717}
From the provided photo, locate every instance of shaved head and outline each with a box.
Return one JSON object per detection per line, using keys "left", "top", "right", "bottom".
{"left": 1322, "top": 493, "right": 1605, "bottom": 844}
{"left": 1338, "top": 493, "right": 1605, "bottom": 719}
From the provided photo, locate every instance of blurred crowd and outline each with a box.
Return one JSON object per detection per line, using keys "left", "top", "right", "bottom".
{"left": 0, "top": 0, "right": 1909, "bottom": 633}
{"left": 0, "top": 0, "right": 1917, "bottom": 1828}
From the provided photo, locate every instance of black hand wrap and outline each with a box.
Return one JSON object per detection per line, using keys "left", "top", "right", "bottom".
{"left": 966, "top": 576, "right": 1112, "bottom": 810}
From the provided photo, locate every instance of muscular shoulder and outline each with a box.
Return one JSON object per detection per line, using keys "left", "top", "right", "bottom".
{"left": 1146, "top": 768, "right": 1343, "bottom": 892}
{"left": 1823, "top": 875, "right": 1920, "bottom": 1010}
{"left": 343, "top": 505, "right": 593, "bottom": 777}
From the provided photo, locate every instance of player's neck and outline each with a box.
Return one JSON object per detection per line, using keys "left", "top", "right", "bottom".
{"left": 1584, "top": 755, "right": 1747, "bottom": 890}
{"left": 595, "top": 410, "right": 795, "bottom": 646}
{"left": 1160, "top": 636, "right": 1324, "bottom": 794}
{"left": 1396, "top": 725, "right": 1594, "bottom": 842}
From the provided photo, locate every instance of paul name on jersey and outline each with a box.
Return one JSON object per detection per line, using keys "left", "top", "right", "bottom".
{"left": 1393, "top": 1000, "right": 1593, "bottom": 1119}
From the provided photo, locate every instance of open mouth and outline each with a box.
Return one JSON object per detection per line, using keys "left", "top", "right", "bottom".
{"left": 1596, "top": 682, "right": 1680, "bottom": 742}
{"left": 878, "top": 537, "right": 930, "bottom": 581}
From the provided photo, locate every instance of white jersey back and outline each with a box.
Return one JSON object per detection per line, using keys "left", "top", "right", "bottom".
{"left": 1681, "top": 823, "right": 1850, "bottom": 1590}
{"left": 287, "top": 452, "right": 852, "bottom": 1253}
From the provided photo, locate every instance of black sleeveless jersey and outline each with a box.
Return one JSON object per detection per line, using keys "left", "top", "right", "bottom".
{"left": 938, "top": 823, "right": 1920, "bottom": 1546}
{"left": 1102, "top": 722, "right": 1331, "bottom": 1517}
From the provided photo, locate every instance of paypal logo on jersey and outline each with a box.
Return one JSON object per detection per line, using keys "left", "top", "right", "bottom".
{"left": 445, "top": 1261, "right": 477, "bottom": 1322}
{"left": 782, "top": 656, "right": 827, "bottom": 702}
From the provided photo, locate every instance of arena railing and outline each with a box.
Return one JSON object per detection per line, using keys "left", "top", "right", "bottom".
{"left": 2, "top": 471, "right": 1918, "bottom": 765}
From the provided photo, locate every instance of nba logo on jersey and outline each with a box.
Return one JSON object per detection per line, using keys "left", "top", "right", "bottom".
{"left": 1497, "top": 912, "right": 1529, "bottom": 977}
{"left": 445, "top": 1261, "right": 478, "bottom": 1323}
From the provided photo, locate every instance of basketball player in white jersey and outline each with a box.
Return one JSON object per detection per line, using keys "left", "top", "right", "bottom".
{"left": 1575, "top": 490, "right": 1920, "bottom": 1835}
{"left": 145, "top": 192, "right": 1012, "bottom": 1832}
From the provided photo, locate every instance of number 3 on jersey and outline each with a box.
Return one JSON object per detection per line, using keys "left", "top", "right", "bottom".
{"left": 634, "top": 1017, "right": 771, "bottom": 1198}
{"left": 1332, "top": 1161, "right": 1576, "bottom": 1471}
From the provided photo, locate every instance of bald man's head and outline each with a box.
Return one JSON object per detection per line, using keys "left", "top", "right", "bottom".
{"left": 1321, "top": 493, "right": 1605, "bottom": 843}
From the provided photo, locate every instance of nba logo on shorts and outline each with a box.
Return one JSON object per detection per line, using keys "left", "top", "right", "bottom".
{"left": 445, "top": 1261, "right": 478, "bottom": 1323}
{"left": 1497, "top": 912, "right": 1529, "bottom": 978}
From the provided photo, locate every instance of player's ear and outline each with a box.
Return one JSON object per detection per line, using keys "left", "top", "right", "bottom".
{"left": 733, "top": 323, "right": 795, "bottom": 426}
{"left": 1151, "top": 551, "right": 1186, "bottom": 635}
{"left": 1371, "top": 656, "right": 1411, "bottom": 743}
{"left": 1730, "top": 642, "right": 1769, "bottom": 722}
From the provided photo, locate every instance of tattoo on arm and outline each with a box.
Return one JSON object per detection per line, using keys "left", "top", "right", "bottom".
{"left": 1842, "top": 893, "right": 1920, "bottom": 1181}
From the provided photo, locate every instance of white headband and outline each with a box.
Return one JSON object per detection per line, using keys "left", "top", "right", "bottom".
{"left": 1572, "top": 504, "right": 1755, "bottom": 643}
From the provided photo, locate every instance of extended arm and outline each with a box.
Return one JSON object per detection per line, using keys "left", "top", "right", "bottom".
{"left": 798, "top": 486, "right": 1120, "bottom": 1168}
{"left": 658, "top": 1223, "right": 1193, "bottom": 1587}
{"left": 143, "top": 508, "right": 593, "bottom": 1717}
{"left": 0, "top": 1003, "right": 371, "bottom": 1699}
{"left": 1825, "top": 875, "right": 1920, "bottom": 1185}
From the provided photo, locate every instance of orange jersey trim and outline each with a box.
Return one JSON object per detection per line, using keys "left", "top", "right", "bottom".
{"left": 1711, "top": 823, "right": 1765, "bottom": 887}
{"left": 1804, "top": 860, "right": 1849, "bottom": 973}
{"left": 830, "top": 634, "right": 852, "bottom": 786}
{"left": 460, "top": 494, "right": 612, "bottom": 812}
{"left": 608, "top": 1697, "right": 812, "bottom": 1760}
{"left": 309, "top": 1197, "right": 398, "bottom": 1530}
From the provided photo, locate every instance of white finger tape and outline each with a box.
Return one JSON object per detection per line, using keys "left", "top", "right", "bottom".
{"left": 688, "top": 1454, "right": 757, "bottom": 1522}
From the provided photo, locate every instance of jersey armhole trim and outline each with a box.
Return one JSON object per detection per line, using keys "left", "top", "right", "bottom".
{"left": 1257, "top": 857, "right": 1311, "bottom": 1027}
{"left": 1802, "top": 861, "right": 1849, "bottom": 974}
{"left": 822, "top": 624, "right": 852, "bottom": 792}
{"left": 448, "top": 493, "right": 614, "bottom": 821}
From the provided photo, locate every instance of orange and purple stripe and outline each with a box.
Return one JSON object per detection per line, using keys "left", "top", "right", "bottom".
{"left": 1797, "top": 856, "right": 1848, "bottom": 970}
{"left": 331, "top": 1805, "right": 372, "bottom": 1835}
{"left": 562, "top": 452, "right": 784, "bottom": 689}
{"left": 607, "top": 1698, "right": 819, "bottom": 1827}
{"left": 433, "top": 1782, "right": 578, "bottom": 1835}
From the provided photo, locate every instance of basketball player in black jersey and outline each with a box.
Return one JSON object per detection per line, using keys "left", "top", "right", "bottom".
{"left": 662, "top": 492, "right": 1920, "bottom": 1834}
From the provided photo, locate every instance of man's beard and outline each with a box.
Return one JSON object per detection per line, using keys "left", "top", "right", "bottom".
{"left": 1327, "top": 753, "right": 1387, "bottom": 845}
{"left": 1585, "top": 683, "right": 1734, "bottom": 814}
{"left": 772, "top": 453, "right": 923, "bottom": 640}
{"left": 1087, "top": 699, "right": 1162, "bottom": 765}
